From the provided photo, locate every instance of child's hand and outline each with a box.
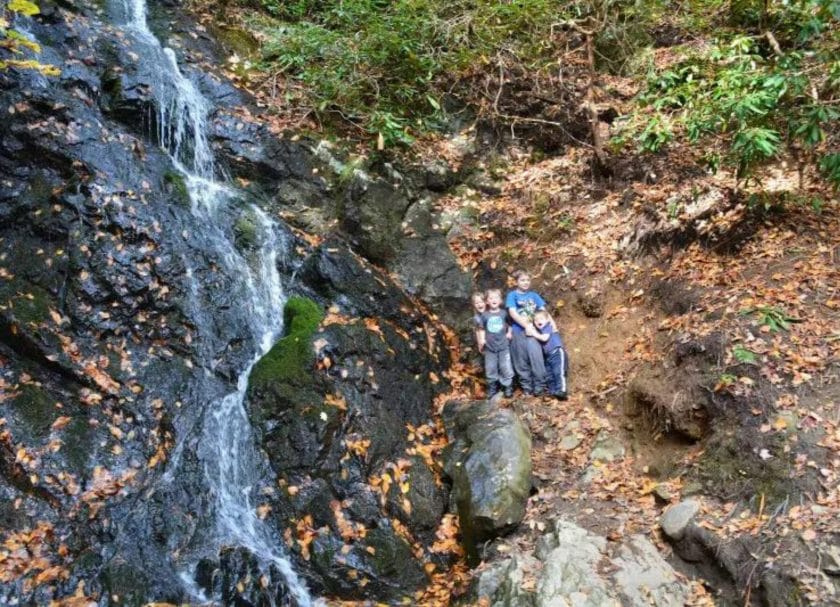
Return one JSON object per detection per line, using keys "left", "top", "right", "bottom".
{"left": 525, "top": 325, "right": 536, "bottom": 338}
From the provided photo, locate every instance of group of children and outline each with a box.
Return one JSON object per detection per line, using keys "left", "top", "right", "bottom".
{"left": 472, "top": 270, "right": 569, "bottom": 400}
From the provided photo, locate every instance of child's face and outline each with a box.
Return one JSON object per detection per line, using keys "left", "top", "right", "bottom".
{"left": 486, "top": 292, "right": 502, "bottom": 309}
{"left": 472, "top": 296, "right": 486, "bottom": 313}
{"left": 534, "top": 315, "right": 549, "bottom": 329}
{"left": 516, "top": 274, "right": 531, "bottom": 291}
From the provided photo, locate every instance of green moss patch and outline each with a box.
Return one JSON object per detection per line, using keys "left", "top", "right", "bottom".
{"left": 249, "top": 296, "right": 324, "bottom": 388}
{"left": 0, "top": 282, "right": 54, "bottom": 327}
{"left": 163, "top": 171, "right": 191, "bottom": 207}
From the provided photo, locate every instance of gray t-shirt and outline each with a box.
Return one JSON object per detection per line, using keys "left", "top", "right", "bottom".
{"left": 480, "top": 310, "right": 510, "bottom": 352}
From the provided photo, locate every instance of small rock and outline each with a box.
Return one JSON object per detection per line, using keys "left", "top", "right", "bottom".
{"left": 559, "top": 434, "right": 581, "bottom": 451}
{"left": 653, "top": 484, "right": 672, "bottom": 503}
{"left": 820, "top": 545, "right": 840, "bottom": 576}
{"left": 660, "top": 499, "right": 700, "bottom": 541}
{"left": 589, "top": 430, "right": 625, "bottom": 462}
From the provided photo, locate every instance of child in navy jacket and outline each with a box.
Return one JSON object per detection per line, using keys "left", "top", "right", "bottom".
{"left": 529, "top": 310, "right": 569, "bottom": 400}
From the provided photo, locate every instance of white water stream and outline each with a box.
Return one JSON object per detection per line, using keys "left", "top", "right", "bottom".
{"left": 116, "top": 1, "right": 313, "bottom": 603}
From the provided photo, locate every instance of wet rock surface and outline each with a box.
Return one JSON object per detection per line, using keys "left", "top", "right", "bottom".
{"left": 246, "top": 240, "right": 450, "bottom": 601}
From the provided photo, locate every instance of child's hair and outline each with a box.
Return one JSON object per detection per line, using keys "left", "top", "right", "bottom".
{"left": 472, "top": 292, "right": 485, "bottom": 302}
{"left": 512, "top": 269, "right": 530, "bottom": 280}
{"left": 485, "top": 288, "right": 502, "bottom": 300}
{"left": 533, "top": 310, "right": 550, "bottom": 322}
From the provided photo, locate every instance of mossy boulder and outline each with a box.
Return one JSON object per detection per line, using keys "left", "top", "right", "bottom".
{"left": 233, "top": 209, "right": 259, "bottom": 250}
{"left": 442, "top": 399, "right": 532, "bottom": 563}
{"left": 248, "top": 296, "right": 323, "bottom": 390}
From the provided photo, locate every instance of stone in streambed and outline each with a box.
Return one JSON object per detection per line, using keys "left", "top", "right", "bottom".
{"left": 660, "top": 499, "right": 700, "bottom": 541}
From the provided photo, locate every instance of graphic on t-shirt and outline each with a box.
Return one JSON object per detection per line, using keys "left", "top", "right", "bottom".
{"left": 486, "top": 315, "right": 505, "bottom": 334}
{"left": 513, "top": 295, "right": 538, "bottom": 319}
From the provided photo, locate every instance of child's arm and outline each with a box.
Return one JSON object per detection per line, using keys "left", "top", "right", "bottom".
{"left": 476, "top": 328, "right": 486, "bottom": 352}
{"left": 508, "top": 306, "right": 533, "bottom": 331}
{"left": 530, "top": 328, "right": 550, "bottom": 343}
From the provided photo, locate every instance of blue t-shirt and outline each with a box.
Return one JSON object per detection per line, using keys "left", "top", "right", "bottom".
{"left": 505, "top": 290, "right": 546, "bottom": 334}
{"left": 537, "top": 324, "right": 564, "bottom": 354}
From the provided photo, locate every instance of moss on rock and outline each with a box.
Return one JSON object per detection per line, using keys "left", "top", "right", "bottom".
{"left": 233, "top": 210, "right": 259, "bottom": 250}
{"left": 249, "top": 296, "right": 323, "bottom": 389}
{"left": 163, "top": 171, "right": 191, "bottom": 207}
{"left": 0, "top": 282, "right": 53, "bottom": 327}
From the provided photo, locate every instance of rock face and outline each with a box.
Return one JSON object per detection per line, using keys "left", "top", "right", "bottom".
{"left": 442, "top": 399, "right": 532, "bottom": 560}
{"left": 245, "top": 240, "right": 451, "bottom": 601}
{"left": 337, "top": 171, "right": 473, "bottom": 328}
{"left": 0, "top": 2, "right": 460, "bottom": 605}
{"left": 473, "top": 519, "right": 689, "bottom": 607}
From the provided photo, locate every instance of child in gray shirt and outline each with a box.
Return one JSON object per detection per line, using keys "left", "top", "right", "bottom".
{"left": 476, "top": 289, "right": 514, "bottom": 398}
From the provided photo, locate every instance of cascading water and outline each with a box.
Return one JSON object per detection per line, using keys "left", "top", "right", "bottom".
{"left": 113, "top": 0, "right": 313, "bottom": 603}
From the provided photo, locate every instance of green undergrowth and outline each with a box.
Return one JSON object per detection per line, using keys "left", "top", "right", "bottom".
{"left": 249, "top": 296, "right": 324, "bottom": 388}
{"left": 245, "top": 0, "right": 650, "bottom": 146}
{"left": 615, "top": 0, "right": 840, "bottom": 189}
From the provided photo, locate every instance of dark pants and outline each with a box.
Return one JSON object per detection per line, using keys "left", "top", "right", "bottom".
{"left": 511, "top": 331, "right": 547, "bottom": 392}
{"left": 546, "top": 347, "right": 569, "bottom": 395}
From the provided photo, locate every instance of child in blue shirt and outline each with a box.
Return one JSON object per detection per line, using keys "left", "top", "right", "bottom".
{"left": 505, "top": 270, "right": 553, "bottom": 395}
{"left": 529, "top": 310, "right": 569, "bottom": 400}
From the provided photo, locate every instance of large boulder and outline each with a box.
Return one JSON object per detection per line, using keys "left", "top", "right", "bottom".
{"left": 246, "top": 240, "right": 451, "bottom": 602}
{"left": 442, "top": 399, "right": 532, "bottom": 560}
{"left": 472, "top": 519, "right": 689, "bottom": 607}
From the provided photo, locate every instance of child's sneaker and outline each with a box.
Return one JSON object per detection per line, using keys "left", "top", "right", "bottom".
{"left": 503, "top": 386, "right": 513, "bottom": 398}
{"left": 487, "top": 383, "right": 499, "bottom": 398}
{"left": 555, "top": 391, "right": 568, "bottom": 401}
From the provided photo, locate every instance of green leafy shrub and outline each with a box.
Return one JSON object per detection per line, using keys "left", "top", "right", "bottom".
{"left": 618, "top": 0, "right": 839, "bottom": 188}
{"left": 251, "top": 0, "right": 582, "bottom": 146}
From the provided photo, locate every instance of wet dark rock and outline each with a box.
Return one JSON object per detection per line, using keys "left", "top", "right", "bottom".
{"left": 246, "top": 241, "right": 450, "bottom": 600}
{"left": 0, "top": 2, "right": 463, "bottom": 606}
{"left": 210, "top": 110, "right": 315, "bottom": 184}
{"left": 195, "top": 547, "right": 296, "bottom": 607}
{"left": 0, "top": 2, "right": 311, "bottom": 604}
{"left": 329, "top": 170, "right": 472, "bottom": 326}
{"left": 442, "top": 399, "right": 531, "bottom": 561}
{"left": 340, "top": 176, "right": 412, "bottom": 263}
{"left": 390, "top": 234, "right": 473, "bottom": 328}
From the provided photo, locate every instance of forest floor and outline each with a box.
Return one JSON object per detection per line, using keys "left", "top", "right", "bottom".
{"left": 406, "top": 128, "right": 840, "bottom": 605}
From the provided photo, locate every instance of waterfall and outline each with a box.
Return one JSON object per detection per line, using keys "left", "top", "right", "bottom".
{"left": 112, "top": 1, "right": 313, "bottom": 603}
